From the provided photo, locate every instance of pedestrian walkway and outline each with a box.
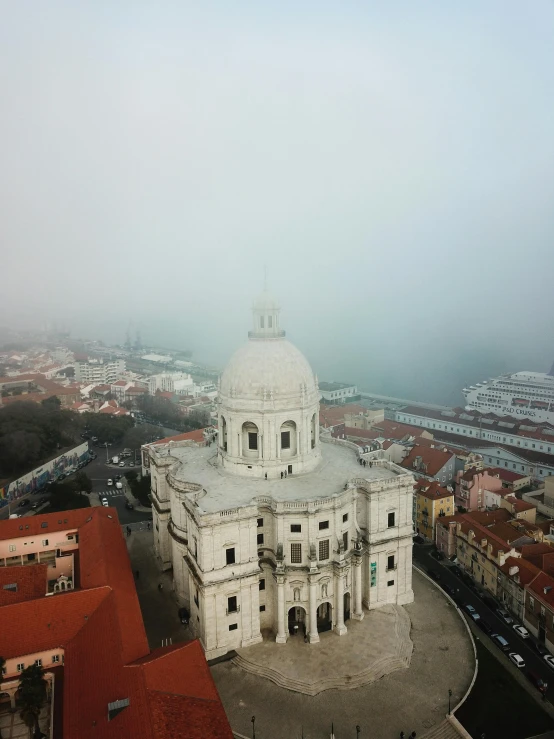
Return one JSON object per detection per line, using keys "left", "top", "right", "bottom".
{"left": 97, "top": 490, "right": 125, "bottom": 497}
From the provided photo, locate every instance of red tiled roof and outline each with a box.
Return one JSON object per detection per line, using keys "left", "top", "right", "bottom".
{"left": 500, "top": 556, "right": 541, "bottom": 585}
{"left": 148, "top": 428, "right": 208, "bottom": 446}
{"left": 343, "top": 427, "right": 381, "bottom": 440}
{"left": 527, "top": 571, "right": 554, "bottom": 608}
{"left": 0, "top": 507, "right": 99, "bottom": 541}
{"left": 485, "top": 467, "right": 529, "bottom": 483}
{"left": 414, "top": 479, "right": 453, "bottom": 501}
{"left": 510, "top": 498, "right": 535, "bottom": 513}
{"left": 0, "top": 564, "right": 47, "bottom": 605}
{"left": 0, "top": 586, "right": 110, "bottom": 659}
{"left": 400, "top": 445, "right": 454, "bottom": 477}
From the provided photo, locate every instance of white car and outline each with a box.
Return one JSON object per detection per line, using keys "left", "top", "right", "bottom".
{"left": 464, "top": 604, "right": 476, "bottom": 615}
{"left": 101, "top": 497, "right": 109, "bottom": 507}
{"left": 508, "top": 652, "right": 525, "bottom": 669}
{"left": 119, "top": 461, "right": 125, "bottom": 467}
{"left": 544, "top": 655, "right": 554, "bottom": 670}
{"left": 115, "top": 481, "right": 123, "bottom": 490}
{"left": 513, "top": 624, "right": 529, "bottom": 639}
{"left": 107, "top": 479, "right": 113, "bottom": 486}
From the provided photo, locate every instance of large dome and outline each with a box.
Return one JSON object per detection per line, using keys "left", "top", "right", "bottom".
{"left": 220, "top": 338, "right": 317, "bottom": 402}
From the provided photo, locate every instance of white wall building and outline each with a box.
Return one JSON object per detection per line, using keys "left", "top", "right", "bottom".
{"left": 74, "top": 358, "right": 126, "bottom": 385}
{"left": 320, "top": 382, "right": 359, "bottom": 405}
{"left": 148, "top": 372, "right": 195, "bottom": 396}
{"left": 150, "top": 293, "right": 414, "bottom": 660}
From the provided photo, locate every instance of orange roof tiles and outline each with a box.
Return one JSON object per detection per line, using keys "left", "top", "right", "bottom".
{"left": 0, "top": 564, "right": 47, "bottom": 605}
{"left": 400, "top": 446, "right": 454, "bottom": 477}
{"left": 149, "top": 428, "right": 208, "bottom": 446}
{"left": 414, "top": 479, "right": 453, "bottom": 501}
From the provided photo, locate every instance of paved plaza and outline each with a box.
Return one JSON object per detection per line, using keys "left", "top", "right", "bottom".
{"left": 127, "top": 532, "right": 475, "bottom": 739}
{"left": 0, "top": 704, "right": 49, "bottom": 739}
{"left": 212, "top": 571, "right": 474, "bottom": 739}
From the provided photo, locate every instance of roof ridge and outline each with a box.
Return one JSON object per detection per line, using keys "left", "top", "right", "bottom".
{"left": 146, "top": 687, "right": 221, "bottom": 703}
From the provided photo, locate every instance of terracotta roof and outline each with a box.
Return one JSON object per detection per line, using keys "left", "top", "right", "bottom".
{"left": 147, "top": 428, "right": 208, "bottom": 447}
{"left": 400, "top": 446, "right": 454, "bottom": 477}
{"left": 0, "top": 507, "right": 98, "bottom": 541}
{"left": 485, "top": 467, "right": 529, "bottom": 483}
{"left": 414, "top": 479, "right": 453, "bottom": 501}
{"left": 320, "top": 404, "right": 367, "bottom": 427}
{"left": 509, "top": 498, "right": 535, "bottom": 513}
{"left": 0, "top": 564, "right": 47, "bottom": 605}
{"left": 0, "top": 586, "right": 110, "bottom": 659}
{"left": 499, "top": 556, "right": 541, "bottom": 585}
{"left": 527, "top": 571, "right": 554, "bottom": 608}
{"left": 343, "top": 427, "right": 381, "bottom": 440}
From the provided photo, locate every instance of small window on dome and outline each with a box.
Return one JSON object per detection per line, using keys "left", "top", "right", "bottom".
{"left": 268, "top": 315, "right": 273, "bottom": 328}
{"left": 260, "top": 316, "right": 264, "bottom": 328}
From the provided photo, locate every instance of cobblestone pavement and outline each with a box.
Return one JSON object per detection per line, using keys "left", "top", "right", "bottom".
{"left": 125, "top": 529, "right": 192, "bottom": 650}
{"left": 212, "top": 570, "right": 475, "bottom": 739}
{"left": 0, "top": 704, "right": 49, "bottom": 738}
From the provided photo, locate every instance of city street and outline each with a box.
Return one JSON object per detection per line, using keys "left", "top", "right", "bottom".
{"left": 413, "top": 543, "right": 554, "bottom": 705}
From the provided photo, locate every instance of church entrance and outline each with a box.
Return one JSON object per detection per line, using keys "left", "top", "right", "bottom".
{"left": 344, "top": 592, "right": 351, "bottom": 622}
{"left": 317, "top": 602, "right": 333, "bottom": 633}
{"left": 288, "top": 606, "right": 306, "bottom": 636}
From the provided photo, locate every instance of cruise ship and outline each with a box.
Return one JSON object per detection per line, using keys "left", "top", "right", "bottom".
{"left": 463, "top": 368, "right": 554, "bottom": 425}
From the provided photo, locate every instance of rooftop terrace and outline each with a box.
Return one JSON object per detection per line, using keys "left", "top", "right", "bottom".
{"left": 154, "top": 438, "right": 407, "bottom": 514}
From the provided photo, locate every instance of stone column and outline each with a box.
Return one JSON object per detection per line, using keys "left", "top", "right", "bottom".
{"left": 276, "top": 575, "right": 287, "bottom": 643}
{"left": 335, "top": 569, "right": 347, "bottom": 635}
{"left": 309, "top": 576, "right": 320, "bottom": 643}
{"left": 352, "top": 557, "right": 364, "bottom": 620}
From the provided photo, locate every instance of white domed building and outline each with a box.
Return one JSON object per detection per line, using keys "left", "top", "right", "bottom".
{"left": 150, "top": 294, "right": 414, "bottom": 660}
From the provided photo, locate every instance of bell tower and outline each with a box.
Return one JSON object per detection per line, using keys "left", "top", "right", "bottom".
{"left": 249, "top": 291, "right": 285, "bottom": 339}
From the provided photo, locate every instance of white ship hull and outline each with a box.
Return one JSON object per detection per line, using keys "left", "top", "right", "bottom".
{"left": 463, "top": 370, "right": 554, "bottom": 426}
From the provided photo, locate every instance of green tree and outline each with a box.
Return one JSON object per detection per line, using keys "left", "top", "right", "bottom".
{"left": 41, "top": 395, "right": 61, "bottom": 410}
{"left": 122, "top": 423, "right": 160, "bottom": 450}
{"left": 18, "top": 664, "right": 47, "bottom": 738}
{"left": 74, "top": 471, "right": 92, "bottom": 494}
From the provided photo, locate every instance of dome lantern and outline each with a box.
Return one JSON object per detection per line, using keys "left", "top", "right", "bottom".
{"left": 249, "top": 291, "right": 285, "bottom": 339}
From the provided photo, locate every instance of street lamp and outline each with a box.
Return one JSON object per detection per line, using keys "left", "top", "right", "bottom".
{"left": 251, "top": 716, "right": 256, "bottom": 739}
{"left": 448, "top": 688, "right": 453, "bottom": 714}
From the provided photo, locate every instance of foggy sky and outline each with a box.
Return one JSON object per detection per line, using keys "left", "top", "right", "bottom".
{"left": 2, "top": 1, "right": 554, "bottom": 405}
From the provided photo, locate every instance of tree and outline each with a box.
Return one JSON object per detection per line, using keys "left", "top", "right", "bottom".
{"left": 41, "top": 395, "right": 61, "bottom": 410}
{"left": 122, "top": 424, "right": 160, "bottom": 450}
{"left": 74, "top": 471, "right": 92, "bottom": 494}
{"left": 18, "top": 663, "right": 47, "bottom": 738}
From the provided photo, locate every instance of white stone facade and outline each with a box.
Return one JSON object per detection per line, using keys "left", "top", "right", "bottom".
{"left": 151, "top": 293, "right": 414, "bottom": 660}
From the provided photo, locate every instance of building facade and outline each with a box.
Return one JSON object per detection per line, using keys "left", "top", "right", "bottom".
{"left": 74, "top": 358, "right": 126, "bottom": 384}
{"left": 151, "top": 293, "right": 414, "bottom": 660}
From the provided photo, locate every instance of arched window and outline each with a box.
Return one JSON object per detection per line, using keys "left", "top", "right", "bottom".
{"left": 242, "top": 421, "right": 259, "bottom": 458}
{"left": 280, "top": 420, "right": 297, "bottom": 457}
{"left": 311, "top": 413, "right": 317, "bottom": 449}
{"left": 220, "top": 416, "right": 228, "bottom": 452}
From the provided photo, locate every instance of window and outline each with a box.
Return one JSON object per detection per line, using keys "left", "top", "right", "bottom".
{"left": 27, "top": 553, "right": 36, "bottom": 562}
{"left": 257, "top": 533, "right": 264, "bottom": 545}
{"left": 342, "top": 531, "right": 349, "bottom": 551}
{"left": 343, "top": 513, "right": 349, "bottom": 523}
{"left": 259, "top": 605, "right": 266, "bottom": 612}
{"left": 52, "top": 655, "right": 60, "bottom": 664}
{"left": 291, "top": 524, "right": 301, "bottom": 533}
{"left": 260, "top": 316, "right": 264, "bottom": 328}
{"left": 248, "top": 432, "right": 258, "bottom": 450}
{"left": 41, "top": 522, "right": 48, "bottom": 529}
{"left": 319, "top": 520, "right": 329, "bottom": 530}
{"left": 17, "top": 663, "right": 25, "bottom": 672}
{"left": 3, "top": 583, "right": 17, "bottom": 592}
{"left": 319, "top": 539, "right": 329, "bottom": 561}
{"left": 227, "top": 596, "right": 238, "bottom": 613}
{"left": 259, "top": 579, "right": 265, "bottom": 591}
{"left": 387, "top": 555, "right": 395, "bottom": 571}
{"left": 35, "top": 659, "right": 42, "bottom": 667}
{"left": 268, "top": 315, "right": 273, "bottom": 328}
{"left": 229, "top": 623, "right": 238, "bottom": 631}
{"left": 67, "top": 535, "right": 74, "bottom": 540}
{"left": 281, "top": 431, "right": 291, "bottom": 450}
{"left": 291, "top": 543, "right": 302, "bottom": 563}
{"left": 42, "top": 539, "right": 49, "bottom": 546}
{"left": 257, "top": 518, "right": 264, "bottom": 528}
{"left": 8, "top": 544, "right": 15, "bottom": 553}
{"left": 387, "top": 512, "right": 395, "bottom": 528}
{"left": 194, "top": 589, "right": 199, "bottom": 607}
{"left": 226, "top": 548, "right": 235, "bottom": 565}
{"left": 387, "top": 580, "right": 395, "bottom": 586}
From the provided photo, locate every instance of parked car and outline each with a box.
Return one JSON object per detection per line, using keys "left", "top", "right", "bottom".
{"left": 532, "top": 642, "right": 550, "bottom": 657}
{"left": 101, "top": 497, "right": 109, "bottom": 507}
{"left": 496, "top": 608, "right": 513, "bottom": 625}
{"left": 115, "top": 482, "right": 123, "bottom": 490}
{"left": 513, "top": 624, "right": 530, "bottom": 639}
{"left": 470, "top": 612, "right": 481, "bottom": 623}
{"left": 491, "top": 633, "right": 510, "bottom": 651}
{"left": 119, "top": 461, "right": 125, "bottom": 467}
{"left": 18, "top": 499, "right": 30, "bottom": 508}
{"left": 508, "top": 652, "right": 525, "bottom": 669}
{"left": 528, "top": 670, "right": 548, "bottom": 694}
{"left": 107, "top": 479, "right": 113, "bottom": 486}
{"left": 115, "top": 475, "right": 122, "bottom": 481}
{"left": 451, "top": 565, "right": 463, "bottom": 578}
{"left": 544, "top": 655, "right": 554, "bottom": 670}
{"left": 464, "top": 604, "right": 477, "bottom": 615}
{"left": 477, "top": 619, "right": 493, "bottom": 635}
{"left": 431, "top": 550, "right": 445, "bottom": 561}
{"left": 440, "top": 583, "right": 456, "bottom": 598}
{"left": 125, "top": 501, "right": 134, "bottom": 510}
